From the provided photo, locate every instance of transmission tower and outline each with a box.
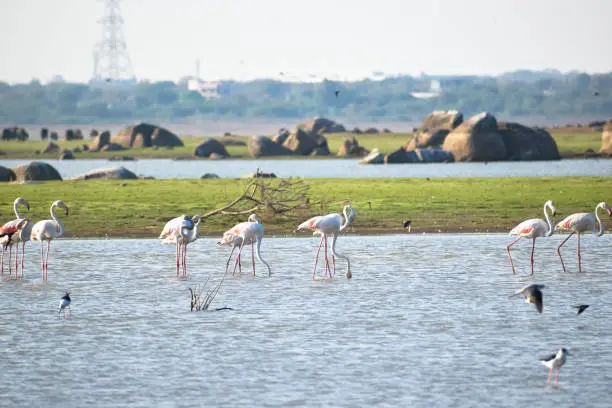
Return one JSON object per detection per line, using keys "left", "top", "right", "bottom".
{"left": 92, "top": 0, "right": 135, "bottom": 82}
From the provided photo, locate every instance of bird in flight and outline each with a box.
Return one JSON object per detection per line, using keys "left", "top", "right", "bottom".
{"left": 573, "top": 304, "right": 589, "bottom": 315}
{"left": 509, "top": 284, "right": 545, "bottom": 313}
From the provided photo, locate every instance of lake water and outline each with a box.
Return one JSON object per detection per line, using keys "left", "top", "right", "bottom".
{"left": 1, "top": 234, "right": 611, "bottom": 407}
{"left": 1, "top": 158, "right": 611, "bottom": 180}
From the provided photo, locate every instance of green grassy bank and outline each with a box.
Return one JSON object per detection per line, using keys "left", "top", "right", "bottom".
{"left": 0, "top": 129, "right": 603, "bottom": 160}
{"left": 1, "top": 177, "right": 610, "bottom": 238}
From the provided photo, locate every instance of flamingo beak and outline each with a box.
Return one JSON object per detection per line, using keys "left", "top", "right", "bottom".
{"left": 553, "top": 210, "right": 556, "bottom": 216}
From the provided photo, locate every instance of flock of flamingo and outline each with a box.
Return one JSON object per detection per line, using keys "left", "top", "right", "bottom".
{"left": 0, "top": 196, "right": 610, "bottom": 281}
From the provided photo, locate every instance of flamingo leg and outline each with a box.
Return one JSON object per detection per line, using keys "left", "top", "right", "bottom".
{"left": 233, "top": 240, "right": 246, "bottom": 276}
{"left": 1, "top": 246, "right": 4, "bottom": 275}
{"left": 547, "top": 368, "right": 552, "bottom": 384}
{"left": 14, "top": 245, "right": 19, "bottom": 277}
{"left": 21, "top": 242, "right": 25, "bottom": 277}
{"left": 324, "top": 236, "right": 331, "bottom": 277}
{"left": 251, "top": 239, "right": 256, "bottom": 276}
{"left": 555, "top": 368, "right": 560, "bottom": 384}
{"left": 44, "top": 240, "right": 51, "bottom": 280}
{"left": 313, "top": 235, "right": 325, "bottom": 279}
{"left": 556, "top": 232, "right": 575, "bottom": 273}
{"left": 332, "top": 255, "right": 336, "bottom": 277}
{"left": 530, "top": 238, "right": 537, "bottom": 275}
{"left": 182, "top": 243, "right": 188, "bottom": 277}
{"left": 40, "top": 241, "right": 44, "bottom": 279}
{"left": 577, "top": 232, "right": 581, "bottom": 273}
{"left": 8, "top": 245, "right": 12, "bottom": 275}
{"left": 505, "top": 237, "right": 522, "bottom": 274}
{"left": 175, "top": 240, "right": 180, "bottom": 276}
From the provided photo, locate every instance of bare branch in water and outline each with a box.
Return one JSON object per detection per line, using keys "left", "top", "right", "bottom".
{"left": 189, "top": 275, "right": 224, "bottom": 311}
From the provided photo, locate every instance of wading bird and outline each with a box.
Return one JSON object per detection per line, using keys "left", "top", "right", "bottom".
{"left": 509, "top": 284, "right": 545, "bottom": 313}
{"left": 217, "top": 214, "right": 271, "bottom": 276}
{"left": 296, "top": 205, "right": 355, "bottom": 279}
{"left": 540, "top": 348, "right": 569, "bottom": 384}
{"left": 506, "top": 200, "right": 557, "bottom": 275}
{"left": 30, "top": 200, "right": 69, "bottom": 280}
{"left": 0, "top": 218, "right": 31, "bottom": 275}
{"left": 0, "top": 197, "right": 33, "bottom": 276}
{"left": 58, "top": 292, "right": 71, "bottom": 318}
{"left": 555, "top": 201, "right": 611, "bottom": 272}
{"left": 159, "top": 215, "right": 201, "bottom": 277}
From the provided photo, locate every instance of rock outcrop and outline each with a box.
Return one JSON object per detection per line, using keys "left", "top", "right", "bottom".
{"left": 111, "top": 123, "right": 183, "bottom": 149}
{"left": 11, "top": 161, "right": 62, "bottom": 182}
{"left": 407, "top": 110, "right": 464, "bottom": 150}
{"left": 359, "top": 148, "right": 385, "bottom": 164}
{"left": 283, "top": 128, "right": 329, "bottom": 155}
{"left": 299, "top": 117, "right": 346, "bottom": 134}
{"left": 0, "top": 166, "right": 16, "bottom": 182}
{"left": 248, "top": 135, "right": 295, "bottom": 157}
{"left": 497, "top": 122, "right": 560, "bottom": 161}
{"left": 72, "top": 166, "right": 138, "bottom": 180}
{"left": 337, "top": 136, "right": 370, "bottom": 157}
{"left": 442, "top": 112, "right": 507, "bottom": 162}
{"left": 193, "top": 138, "right": 230, "bottom": 158}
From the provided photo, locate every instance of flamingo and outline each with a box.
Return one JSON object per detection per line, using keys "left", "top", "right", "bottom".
{"left": 0, "top": 197, "right": 33, "bottom": 276}
{"left": 159, "top": 215, "right": 201, "bottom": 277}
{"left": 296, "top": 204, "right": 355, "bottom": 279}
{"left": 0, "top": 218, "right": 31, "bottom": 276}
{"left": 505, "top": 200, "right": 557, "bottom": 275}
{"left": 554, "top": 201, "right": 611, "bottom": 272}
{"left": 217, "top": 214, "right": 271, "bottom": 276}
{"left": 30, "top": 200, "right": 69, "bottom": 280}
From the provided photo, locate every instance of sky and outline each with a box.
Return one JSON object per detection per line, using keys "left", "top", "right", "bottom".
{"left": 0, "top": 0, "right": 611, "bottom": 84}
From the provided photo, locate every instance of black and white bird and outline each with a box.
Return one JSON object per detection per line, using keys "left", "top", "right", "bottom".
{"left": 509, "top": 284, "right": 545, "bottom": 313}
{"left": 539, "top": 348, "right": 570, "bottom": 384}
{"left": 573, "top": 304, "right": 589, "bottom": 315}
{"left": 403, "top": 220, "right": 412, "bottom": 232}
{"left": 58, "top": 292, "right": 71, "bottom": 318}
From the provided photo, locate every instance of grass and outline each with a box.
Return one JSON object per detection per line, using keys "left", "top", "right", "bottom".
{"left": 0, "top": 128, "right": 603, "bottom": 160}
{"left": 1, "top": 177, "right": 610, "bottom": 238}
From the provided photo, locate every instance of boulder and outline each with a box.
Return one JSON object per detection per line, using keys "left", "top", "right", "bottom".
{"left": 248, "top": 135, "right": 294, "bottom": 157}
{"left": 364, "top": 127, "right": 379, "bottom": 134}
{"left": 420, "top": 110, "right": 464, "bottom": 131}
{"left": 384, "top": 148, "right": 421, "bottom": 164}
{"left": 359, "top": 148, "right": 385, "bottom": 164}
{"left": 442, "top": 112, "right": 506, "bottom": 162}
{"left": 415, "top": 148, "right": 454, "bottom": 163}
{"left": 72, "top": 166, "right": 138, "bottom": 180}
{"left": 201, "top": 173, "right": 220, "bottom": 179}
{"left": 283, "top": 128, "right": 329, "bottom": 155}
{"left": 337, "top": 136, "right": 370, "bottom": 157}
{"left": 11, "top": 161, "right": 62, "bottom": 182}
{"left": 601, "top": 121, "right": 612, "bottom": 154}
{"left": 193, "top": 138, "right": 230, "bottom": 158}
{"left": 111, "top": 123, "right": 183, "bottom": 148}
{"left": 89, "top": 131, "right": 111, "bottom": 151}
{"left": 310, "top": 146, "right": 331, "bottom": 156}
{"left": 219, "top": 139, "right": 246, "bottom": 146}
{"left": 0, "top": 165, "right": 16, "bottom": 182}
{"left": 101, "top": 143, "right": 125, "bottom": 152}
{"left": 406, "top": 128, "right": 450, "bottom": 150}
{"left": 273, "top": 128, "right": 291, "bottom": 144}
{"left": 59, "top": 149, "right": 75, "bottom": 160}
{"left": 299, "top": 117, "right": 346, "bottom": 134}
{"left": 209, "top": 153, "right": 226, "bottom": 160}
{"left": 50, "top": 131, "right": 58, "bottom": 141}
{"left": 497, "top": 122, "right": 560, "bottom": 161}
{"left": 43, "top": 142, "right": 60, "bottom": 154}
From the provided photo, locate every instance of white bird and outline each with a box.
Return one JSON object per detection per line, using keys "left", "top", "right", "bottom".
{"left": 296, "top": 205, "right": 355, "bottom": 279}
{"left": 58, "top": 292, "right": 71, "bottom": 318}
{"left": 159, "top": 215, "right": 201, "bottom": 277}
{"left": 0, "top": 197, "right": 33, "bottom": 277}
{"left": 30, "top": 200, "right": 69, "bottom": 280}
{"left": 506, "top": 200, "right": 556, "bottom": 275}
{"left": 217, "top": 214, "right": 271, "bottom": 276}
{"left": 554, "top": 201, "right": 611, "bottom": 272}
{"left": 539, "top": 348, "right": 570, "bottom": 384}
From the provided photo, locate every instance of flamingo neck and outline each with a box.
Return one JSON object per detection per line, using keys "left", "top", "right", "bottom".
{"left": 331, "top": 233, "right": 351, "bottom": 274}
{"left": 544, "top": 203, "right": 554, "bottom": 237}
{"left": 50, "top": 204, "right": 64, "bottom": 236}
{"left": 340, "top": 207, "right": 353, "bottom": 232}
{"left": 594, "top": 205, "right": 604, "bottom": 237}
{"left": 255, "top": 236, "right": 271, "bottom": 276}
{"left": 14, "top": 201, "right": 23, "bottom": 219}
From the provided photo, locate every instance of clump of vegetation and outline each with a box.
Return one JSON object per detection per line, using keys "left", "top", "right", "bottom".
{"left": 188, "top": 276, "right": 225, "bottom": 311}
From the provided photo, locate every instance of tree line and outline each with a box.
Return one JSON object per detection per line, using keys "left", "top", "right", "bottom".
{"left": 0, "top": 70, "right": 611, "bottom": 124}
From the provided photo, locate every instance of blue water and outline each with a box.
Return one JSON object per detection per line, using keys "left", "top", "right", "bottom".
{"left": 1, "top": 233, "right": 611, "bottom": 407}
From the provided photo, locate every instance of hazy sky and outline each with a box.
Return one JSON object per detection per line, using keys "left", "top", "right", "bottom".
{"left": 1, "top": 0, "right": 611, "bottom": 83}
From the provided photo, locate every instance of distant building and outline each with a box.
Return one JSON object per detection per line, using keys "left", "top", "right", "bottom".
{"left": 410, "top": 79, "right": 443, "bottom": 99}
{"left": 187, "top": 79, "right": 222, "bottom": 99}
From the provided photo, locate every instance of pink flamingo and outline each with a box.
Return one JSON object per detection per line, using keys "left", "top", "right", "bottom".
{"left": 0, "top": 218, "right": 31, "bottom": 276}
{"left": 159, "top": 215, "right": 201, "bottom": 277}
{"left": 555, "top": 201, "right": 611, "bottom": 272}
{"left": 506, "top": 200, "right": 557, "bottom": 275}
{"left": 0, "top": 197, "right": 33, "bottom": 276}
{"left": 30, "top": 200, "right": 69, "bottom": 280}
{"left": 296, "top": 204, "right": 355, "bottom": 279}
{"left": 217, "top": 214, "right": 271, "bottom": 276}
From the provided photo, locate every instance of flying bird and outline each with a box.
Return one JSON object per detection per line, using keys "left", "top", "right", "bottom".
{"left": 217, "top": 214, "right": 271, "bottom": 276}
{"left": 296, "top": 205, "right": 355, "bottom": 279}
{"left": 539, "top": 348, "right": 569, "bottom": 384}
{"left": 593, "top": 91, "right": 600, "bottom": 96}
{"left": 58, "top": 292, "right": 71, "bottom": 318}
{"left": 30, "top": 200, "right": 69, "bottom": 280}
{"left": 506, "top": 200, "right": 557, "bottom": 275}
{"left": 555, "top": 201, "right": 611, "bottom": 273}
{"left": 159, "top": 215, "right": 201, "bottom": 277}
{"left": 509, "top": 284, "right": 545, "bottom": 313}
{"left": 0, "top": 197, "right": 33, "bottom": 277}
{"left": 573, "top": 304, "right": 589, "bottom": 315}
